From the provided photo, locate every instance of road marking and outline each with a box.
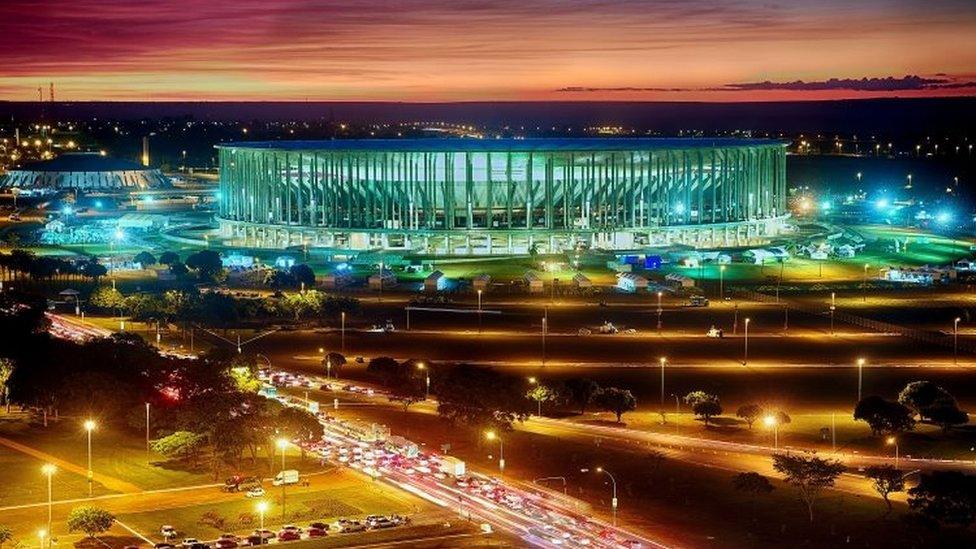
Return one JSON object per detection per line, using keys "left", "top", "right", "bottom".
{"left": 114, "top": 518, "right": 154, "bottom": 545}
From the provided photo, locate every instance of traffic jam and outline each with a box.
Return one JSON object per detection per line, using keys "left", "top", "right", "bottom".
{"left": 258, "top": 368, "right": 663, "bottom": 549}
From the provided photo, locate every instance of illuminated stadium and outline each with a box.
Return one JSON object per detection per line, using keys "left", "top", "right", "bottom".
{"left": 216, "top": 138, "right": 789, "bottom": 255}
{"left": 1, "top": 152, "right": 170, "bottom": 192}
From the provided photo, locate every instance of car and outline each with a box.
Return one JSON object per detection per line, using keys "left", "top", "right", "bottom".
{"left": 621, "top": 541, "right": 643, "bottom": 549}
{"left": 245, "top": 486, "right": 265, "bottom": 498}
{"left": 369, "top": 518, "right": 396, "bottom": 529}
{"left": 251, "top": 529, "right": 275, "bottom": 541}
{"left": 214, "top": 539, "right": 238, "bottom": 549}
{"left": 181, "top": 539, "right": 200, "bottom": 547}
{"left": 160, "top": 526, "right": 177, "bottom": 538}
{"left": 306, "top": 527, "right": 327, "bottom": 538}
{"left": 337, "top": 521, "right": 366, "bottom": 533}
{"left": 706, "top": 326, "right": 724, "bottom": 338}
{"left": 689, "top": 296, "right": 709, "bottom": 307}
{"left": 154, "top": 544, "right": 175, "bottom": 549}
{"left": 244, "top": 535, "right": 265, "bottom": 546}
{"left": 280, "top": 525, "right": 302, "bottom": 534}
{"left": 276, "top": 531, "right": 300, "bottom": 542}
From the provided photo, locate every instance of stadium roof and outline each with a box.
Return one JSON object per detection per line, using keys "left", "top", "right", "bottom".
{"left": 17, "top": 153, "right": 150, "bottom": 173}
{"left": 217, "top": 137, "right": 788, "bottom": 154}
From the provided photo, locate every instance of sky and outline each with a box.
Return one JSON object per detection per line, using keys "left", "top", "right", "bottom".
{"left": 1, "top": 0, "right": 975, "bottom": 102}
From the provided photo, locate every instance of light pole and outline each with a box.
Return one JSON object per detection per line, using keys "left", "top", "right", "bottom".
{"left": 84, "top": 419, "right": 96, "bottom": 497}
{"left": 659, "top": 357, "right": 667, "bottom": 407}
{"left": 277, "top": 438, "right": 288, "bottom": 518}
{"left": 887, "top": 436, "right": 899, "bottom": 468}
{"left": 417, "top": 362, "right": 429, "bottom": 400}
{"left": 145, "top": 402, "right": 151, "bottom": 463}
{"left": 541, "top": 313, "right": 548, "bottom": 367}
{"left": 485, "top": 430, "right": 504, "bottom": 473}
{"left": 830, "top": 292, "right": 836, "bottom": 335}
{"left": 862, "top": 263, "right": 869, "bottom": 303}
{"left": 743, "top": 318, "right": 751, "bottom": 365}
{"left": 582, "top": 467, "right": 618, "bottom": 527}
{"left": 477, "top": 289, "right": 483, "bottom": 334}
{"left": 340, "top": 311, "right": 346, "bottom": 354}
{"left": 954, "top": 317, "right": 961, "bottom": 365}
{"left": 857, "top": 358, "right": 865, "bottom": 402}
{"left": 42, "top": 463, "right": 55, "bottom": 545}
{"left": 719, "top": 265, "right": 725, "bottom": 300}
{"left": 256, "top": 500, "right": 268, "bottom": 531}
{"left": 38, "top": 530, "right": 47, "bottom": 549}
{"left": 656, "top": 291, "right": 663, "bottom": 331}
{"left": 528, "top": 377, "right": 540, "bottom": 416}
{"left": 764, "top": 415, "right": 779, "bottom": 449}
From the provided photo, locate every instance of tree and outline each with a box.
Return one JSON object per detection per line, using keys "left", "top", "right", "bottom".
{"left": 0, "top": 524, "right": 12, "bottom": 549}
{"left": 159, "top": 251, "right": 180, "bottom": 265}
{"left": 526, "top": 384, "right": 561, "bottom": 416}
{"left": 169, "top": 261, "right": 189, "bottom": 276}
{"left": 66, "top": 506, "right": 115, "bottom": 538}
{"left": 685, "top": 391, "right": 722, "bottom": 426}
{"left": 366, "top": 357, "right": 426, "bottom": 411}
{"left": 592, "top": 387, "right": 637, "bottom": 423}
{"left": 736, "top": 404, "right": 763, "bottom": 429}
{"left": 925, "top": 398, "right": 969, "bottom": 432}
{"left": 898, "top": 381, "right": 952, "bottom": 420}
{"left": 323, "top": 352, "right": 346, "bottom": 377}
{"left": 908, "top": 471, "right": 976, "bottom": 528}
{"left": 290, "top": 264, "right": 316, "bottom": 288}
{"left": 864, "top": 465, "right": 905, "bottom": 513}
{"left": 853, "top": 396, "right": 916, "bottom": 436}
{"left": 278, "top": 407, "right": 324, "bottom": 461}
{"left": 151, "top": 431, "right": 207, "bottom": 463}
{"left": 772, "top": 453, "right": 844, "bottom": 523}
{"left": 0, "top": 358, "right": 12, "bottom": 413}
{"left": 435, "top": 364, "right": 530, "bottom": 430}
{"left": 732, "top": 471, "right": 774, "bottom": 496}
{"left": 564, "top": 378, "right": 600, "bottom": 414}
{"left": 89, "top": 286, "right": 124, "bottom": 312}
{"left": 186, "top": 250, "right": 224, "bottom": 281}
{"left": 80, "top": 259, "right": 107, "bottom": 281}
{"left": 134, "top": 251, "right": 157, "bottom": 267}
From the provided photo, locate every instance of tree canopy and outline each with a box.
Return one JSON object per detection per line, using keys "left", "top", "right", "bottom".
{"left": 772, "top": 453, "right": 844, "bottom": 523}
{"left": 854, "top": 396, "right": 916, "bottom": 436}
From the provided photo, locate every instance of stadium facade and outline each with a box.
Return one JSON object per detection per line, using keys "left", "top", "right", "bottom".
{"left": 216, "top": 138, "right": 788, "bottom": 254}
{"left": 1, "top": 152, "right": 170, "bottom": 192}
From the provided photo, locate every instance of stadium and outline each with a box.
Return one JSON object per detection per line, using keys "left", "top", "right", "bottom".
{"left": 216, "top": 138, "right": 789, "bottom": 255}
{"left": 0, "top": 152, "right": 170, "bottom": 192}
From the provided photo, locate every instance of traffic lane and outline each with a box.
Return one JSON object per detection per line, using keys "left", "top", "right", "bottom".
{"left": 251, "top": 328, "right": 956, "bottom": 367}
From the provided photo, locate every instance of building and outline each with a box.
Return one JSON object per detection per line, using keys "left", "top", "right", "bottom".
{"left": 1, "top": 152, "right": 170, "bottom": 191}
{"left": 216, "top": 138, "right": 789, "bottom": 255}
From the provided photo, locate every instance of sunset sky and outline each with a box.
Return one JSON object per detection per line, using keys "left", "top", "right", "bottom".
{"left": 1, "top": 0, "right": 975, "bottom": 102}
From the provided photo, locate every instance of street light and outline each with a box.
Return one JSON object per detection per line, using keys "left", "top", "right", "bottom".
{"left": 954, "top": 317, "right": 961, "bottom": 365}
{"left": 417, "top": 362, "right": 429, "bottom": 400}
{"left": 340, "top": 311, "right": 346, "bottom": 354}
{"left": 764, "top": 414, "right": 779, "bottom": 449}
{"left": 42, "top": 463, "right": 55, "bottom": 544}
{"left": 656, "top": 291, "right": 663, "bottom": 331}
{"left": 38, "top": 529, "right": 47, "bottom": 549}
{"left": 829, "top": 292, "right": 836, "bottom": 335}
{"left": 256, "top": 500, "right": 268, "bottom": 531}
{"left": 857, "top": 358, "right": 866, "bottom": 402}
{"left": 659, "top": 357, "right": 667, "bottom": 407}
{"left": 719, "top": 265, "right": 726, "bottom": 300}
{"left": 743, "top": 318, "right": 751, "bottom": 365}
{"left": 541, "top": 314, "right": 548, "bottom": 366}
{"left": 485, "top": 430, "right": 504, "bottom": 473}
{"left": 477, "top": 289, "right": 483, "bottom": 334}
{"left": 886, "top": 436, "right": 899, "bottom": 468}
{"left": 862, "top": 263, "right": 870, "bottom": 303}
{"left": 277, "top": 438, "right": 288, "bottom": 517}
{"left": 84, "top": 419, "right": 96, "bottom": 497}
{"left": 582, "top": 467, "right": 618, "bottom": 527}
{"left": 528, "top": 377, "right": 540, "bottom": 415}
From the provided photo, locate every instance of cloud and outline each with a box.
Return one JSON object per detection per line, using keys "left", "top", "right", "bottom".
{"left": 556, "top": 75, "right": 976, "bottom": 94}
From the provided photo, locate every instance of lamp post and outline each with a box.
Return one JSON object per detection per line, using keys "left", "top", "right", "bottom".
{"left": 857, "top": 358, "right": 865, "bottom": 402}
{"left": 764, "top": 415, "right": 779, "bottom": 449}
{"left": 84, "top": 419, "right": 96, "bottom": 497}
{"left": 830, "top": 292, "right": 836, "bottom": 335}
{"left": 743, "top": 318, "right": 751, "bottom": 366}
{"left": 340, "top": 311, "right": 346, "bottom": 354}
{"left": 145, "top": 402, "right": 151, "bottom": 463}
{"left": 862, "top": 263, "right": 869, "bottom": 303}
{"left": 656, "top": 291, "right": 663, "bottom": 331}
{"left": 417, "top": 362, "right": 429, "bottom": 400}
{"left": 528, "top": 377, "right": 540, "bottom": 416}
{"left": 954, "top": 317, "right": 961, "bottom": 365}
{"left": 277, "top": 438, "right": 288, "bottom": 518}
{"left": 659, "top": 357, "right": 667, "bottom": 407}
{"left": 541, "top": 313, "right": 548, "bottom": 367}
{"left": 38, "top": 529, "right": 47, "bottom": 549}
{"left": 485, "top": 430, "right": 504, "bottom": 474}
{"left": 719, "top": 265, "right": 725, "bottom": 300}
{"left": 477, "top": 289, "right": 483, "bottom": 334}
{"left": 256, "top": 500, "right": 268, "bottom": 531}
{"left": 582, "top": 467, "right": 618, "bottom": 527}
{"left": 887, "top": 436, "right": 899, "bottom": 468}
{"left": 42, "top": 463, "right": 55, "bottom": 545}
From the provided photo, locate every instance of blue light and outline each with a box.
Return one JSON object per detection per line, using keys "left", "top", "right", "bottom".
{"left": 94, "top": 200, "right": 103, "bottom": 208}
{"left": 875, "top": 198, "right": 889, "bottom": 210}
{"left": 821, "top": 201, "right": 832, "bottom": 211}
{"left": 936, "top": 211, "right": 952, "bottom": 223}
{"left": 61, "top": 206, "right": 73, "bottom": 215}
{"left": 336, "top": 262, "right": 350, "bottom": 271}
{"left": 114, "top": 228, "right": 124, "bottom": 241}
{"left": 674, "top": 203, "right": 686, "bottom": 214}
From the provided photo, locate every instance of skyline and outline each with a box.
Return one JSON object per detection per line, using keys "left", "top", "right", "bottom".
{"left": 1, "top": 0, "right": 975, "bottom": 102}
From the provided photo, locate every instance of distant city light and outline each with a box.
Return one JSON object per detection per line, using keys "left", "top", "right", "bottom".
{"left": 875, "top": 198, "right": 889, "bottom": 210}
{"left": 936, "top": 211, "right": 952, "bottom": 223}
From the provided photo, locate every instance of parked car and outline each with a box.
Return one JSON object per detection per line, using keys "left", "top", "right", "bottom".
{"left": 308, "top": 522, "right": 329, "bottom": 531}
{"left": 160, "top": 526, "right": 177, "bottom": 538}
{"left": 245, "top": 486, "right": 265, "bottom": 498}
{"left": 154, "top": 544, "right": 175, "bottom": 549}
{"left": 251, "top": 529, "right": 275, "bottom": 541}
{"left": 277, "top": 530, "right": 300, "bottom": 542}
{"left": 306, "top": 527, "right": 327, "bottom": 538}
{"left": 337, "top": 520, "right": 366, "bottom": 533}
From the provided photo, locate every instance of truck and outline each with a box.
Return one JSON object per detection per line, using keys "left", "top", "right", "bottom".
{"left": 437, "top": 456, "right": 466, "bottom": 476}
{"left": 272, "top": 469, "right": 300, "bottom": 486}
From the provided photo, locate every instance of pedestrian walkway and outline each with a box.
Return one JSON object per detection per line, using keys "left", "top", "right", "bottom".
{"left": 0, "top": 436, "right": 142, "bottom": 494}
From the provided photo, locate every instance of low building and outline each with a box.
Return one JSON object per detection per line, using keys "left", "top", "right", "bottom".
{"left": 368, "top": 270, "right": 397, "bottom": 290}
{"left": 573, "top": 273, "right": 593, "bottom": 289}
{"left": 472, "top": 274, "right": 491, "bottom": 293}
{"left": 617, "top": 273, "right": 648, "bottom": 292}
{"left": 424, "top": 270, "right": 447, "bottom": 292}
{"left": 524, "top": 271, "right": 544, "bottom": 293}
